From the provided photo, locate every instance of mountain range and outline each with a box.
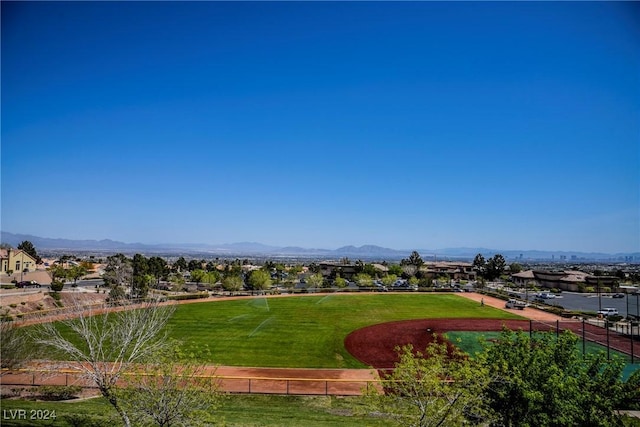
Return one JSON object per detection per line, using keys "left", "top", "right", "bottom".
{"left": 1, "top": 231, "right": 638, "bottom": 261}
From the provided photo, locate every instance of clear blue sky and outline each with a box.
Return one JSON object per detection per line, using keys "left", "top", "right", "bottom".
{"left": 2, "top": 2, "right": 639, "bottom": 253}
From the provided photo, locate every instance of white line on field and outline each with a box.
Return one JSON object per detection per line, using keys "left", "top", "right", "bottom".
{"left": 248, "top": 316, "right": 273, "bottom": 337}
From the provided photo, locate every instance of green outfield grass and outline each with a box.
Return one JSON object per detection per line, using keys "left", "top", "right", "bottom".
{"left": 164, "top": 293, "right": 522, "bottom": 368}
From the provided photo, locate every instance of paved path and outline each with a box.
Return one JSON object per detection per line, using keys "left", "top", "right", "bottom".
{"left": 458, "top": 292, "right": 564, "bottom": 321}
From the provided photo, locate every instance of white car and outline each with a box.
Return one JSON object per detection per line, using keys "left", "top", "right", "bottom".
{"left": 538, "top": 292, "right": 556, "bottom": 299}
{"left": 505, "top": 298, "right": 526, "bottom": 310}
{"left": 597, "top": 308, "right": 619, "bottom": 317}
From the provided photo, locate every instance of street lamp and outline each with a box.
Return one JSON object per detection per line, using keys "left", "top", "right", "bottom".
{"left": 20, "top": 251, "right": 24, "bottom": 282}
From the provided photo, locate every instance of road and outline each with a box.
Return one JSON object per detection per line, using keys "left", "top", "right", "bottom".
{"left": 508, "top": 289, "right": 640, "bottom": 318}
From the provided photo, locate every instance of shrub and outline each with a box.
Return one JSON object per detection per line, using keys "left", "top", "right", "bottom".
{"left": 20, "top": 301, "right": 26, "bottom": 305}
{"left": 37, "top": 385, "right": 83, "bottom": 401}
{"left": 167, "top": 292, "right": 209, "bottom": 301}
{"left": 64, "top": 413, "right": 115, "bottom": 427}
{"left": 9, "top": 304, "right": 17, "bottom": 308}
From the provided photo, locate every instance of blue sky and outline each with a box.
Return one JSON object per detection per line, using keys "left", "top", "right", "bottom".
{"left": 2, "top": 2, "right": 639, "bottom": 253}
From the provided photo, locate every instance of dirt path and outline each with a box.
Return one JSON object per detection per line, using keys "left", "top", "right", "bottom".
{"left": 1, "top": 363, "right": 379, "bottom": 396}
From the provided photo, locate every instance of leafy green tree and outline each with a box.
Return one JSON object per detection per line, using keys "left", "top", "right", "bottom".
{"left": 131, "top": 254, "right": 150, "bottom": 298}
{"left": 408, "top": 251, "right": 424, "bottom": 267}
{"left": 148, "top": 256, "right": 169, "bottom": 287}
{"left": 354, "top": 273, "right": 373, "bottom": 287}
{"left": 17, "top": 240, "right": 42, "bottom": 264}
{"left": 472, "top": 253, "right": 486, "bottom": 278}
{"left": 188, "top": 259, "right": 205, "bottom": 272}
{"left": 307, "top": 263, "right": 320, "bottom": 274}
{"left": 387, "top": 264, "right": 403, "bottom": 276}
{"left": 173, "top": 257, "right": 187, "bottom": 272}
{"left": 382, "top": 274, "right": 398, "bottom": 287}
{"left": 48, "top": 264, "right": 67, "bottom": 292}
{"left": 334, "top": 275, "right": 347, "bottom": 288}
{"left": 486, "top": 254, "right": 506, "bottom": 281}
{"left": 190, "top": 269, "right": 206, "bottom": 285}
{"left": 306, "top": 273, "right": 324, "bottom": 288}
{"left": 203, "top": 270, "right": 220, "bottom": 285}
{"left": 248, "top": 269, "right": 272, "bottom": 291}
{"left": 222, "top": 275, "right": 243, "bottom": 292}
{"left": 132, "top": 254, "right": 149, "bottom": 277}
{"left": 103, "top": 254, "right": 133, "bottom": 288}
{"left": 360, "top": 263, "right": 378, "bottom": 278}
{"left": 365, "top": 341, "right": 490, "bottom": 427}
{"left": 509, "top": 262, "right": 523, "bottom": 274}
{"left": 68, "top": 264, "right": 88, "bottom": 286}
{"left": 479, "top": 329, "right": 631, "bottom": 427}
{"left": 168, "top": 273, "right": 185, "bottom": 288}
{"left": 131, "top": 274, "right": 152, "bottom": 299}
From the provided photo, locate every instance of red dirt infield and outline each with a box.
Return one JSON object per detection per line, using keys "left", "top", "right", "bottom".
{"left": 345, "top": 318, "right": 533, "bottom": 369}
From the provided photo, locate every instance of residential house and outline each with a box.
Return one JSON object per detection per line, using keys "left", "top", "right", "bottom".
{"left": 0, "top": 249, "right": 38, "bottom": 274}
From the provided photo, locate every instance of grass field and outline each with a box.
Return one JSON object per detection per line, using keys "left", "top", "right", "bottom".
{"left": 0, "top": 395, "right": 391, "bottom": 427}
{"left": 3, "top": 394, "right": 640, "bottom": 427}
{"left": 163, "top": 293, "right": 522, "bottom": 368}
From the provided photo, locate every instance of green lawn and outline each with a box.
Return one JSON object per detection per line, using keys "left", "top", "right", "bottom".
{"left": 0, "top": 395, "right": 391, "bottom": 427}
{"left": 164, "top": 294, "right": 521, "bottom": 368}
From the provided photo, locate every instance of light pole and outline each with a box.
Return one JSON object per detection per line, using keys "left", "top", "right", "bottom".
{"left": 20, "top": 251, "right": 24, "bottom": 282}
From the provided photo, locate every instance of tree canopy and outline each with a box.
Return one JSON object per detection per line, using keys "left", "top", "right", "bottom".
{"left": 17, "top": 240, "right": 42, "bottom": 264}
{"left": 368, "top": 328, "right": 639, "bottom": 427}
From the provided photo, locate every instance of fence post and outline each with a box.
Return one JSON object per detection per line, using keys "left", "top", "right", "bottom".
{"left": 606, "top": 323, "right": 610, "bottom": 360}
{"left": 631, "top": 324, "right": 635, "bottom": 364}
{"left": 248, "top": 378, "right": 251, "bottom": 394}
{"left": 582, "top": 319, "right": 586, "bottom": 358}
{"left": 556, "top": 320, "right": 559, "bottom": 337}
{"left": 529, "top": 320, "right": 532, "bottom": 338}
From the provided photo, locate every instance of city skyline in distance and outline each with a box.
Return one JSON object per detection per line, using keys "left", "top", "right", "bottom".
{"left": 2, "top": 2, "right": 638, "bottom": 254}
{"left": 1, "top": 232, "right": 638, "bottom": 262}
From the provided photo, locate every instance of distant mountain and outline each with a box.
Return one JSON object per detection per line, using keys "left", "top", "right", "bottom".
{"left": 0, "top": 232, "right": 152, "bottom": 251}
{"left": 334, "top": 245, "right": 407, "bottom": 256}
{"left": 1, "top": 231, "right": 637, "bottom": 261}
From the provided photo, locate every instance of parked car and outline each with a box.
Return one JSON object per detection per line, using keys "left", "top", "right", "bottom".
{"left": 15, "top": 280, "right": 41, "bottom": 288}
{"left": 538, "top": 292, "right": 556, "bottom": 299}
{"left": 612, "top": 293, "right": 625, "bottom": 298}
{"left": 505, "top": 298, "right": 526, "bottom": 310}
{"left": 597, "top": 308, "right": 619, "bottom": 317}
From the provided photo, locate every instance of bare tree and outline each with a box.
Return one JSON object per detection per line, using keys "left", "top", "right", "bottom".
{"left": 0, "top": 319, "right": 35, "bottom": 375}
{"left": 119, "top": 343, "right": 220, "bottom": 427}
{"left": 34, "top": 299, "right": 176, "bottom": 427}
